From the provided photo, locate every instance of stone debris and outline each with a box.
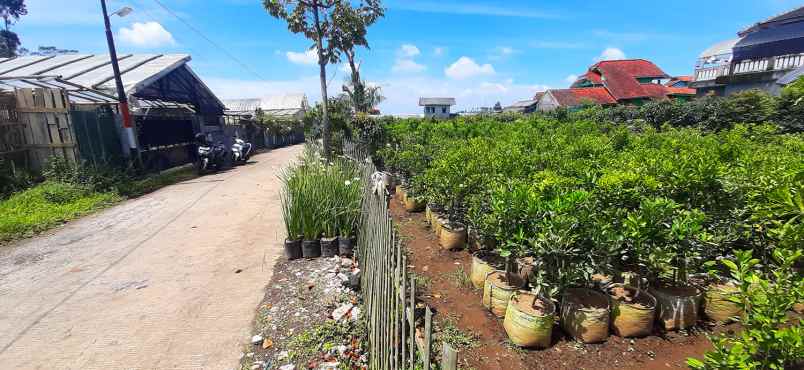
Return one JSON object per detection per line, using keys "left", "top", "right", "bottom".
{"left": 242, "top": 255, "right": 366, "bottom": 370}
{"left": 332, "top": 303, "right": 354, "bottom": 321}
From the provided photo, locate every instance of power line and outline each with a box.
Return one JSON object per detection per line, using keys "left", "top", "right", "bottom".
{"left": 151, "top": 0, "right": 268, "bottom": 82}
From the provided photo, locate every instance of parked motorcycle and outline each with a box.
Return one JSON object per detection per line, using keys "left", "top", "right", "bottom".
{"left": 195, "top": 133, "right": 227, "bottom": 175}
{"left": 231, "top": 138, "right": 253, "bottom": 165}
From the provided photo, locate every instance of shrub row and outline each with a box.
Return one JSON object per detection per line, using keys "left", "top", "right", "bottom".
{"left": 562, "top": 79, "right": 804, "bottom": 133}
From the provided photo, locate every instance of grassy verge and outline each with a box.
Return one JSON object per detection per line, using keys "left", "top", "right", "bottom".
{"left": 0, "top": 166, "right": 197, "bottom": 244}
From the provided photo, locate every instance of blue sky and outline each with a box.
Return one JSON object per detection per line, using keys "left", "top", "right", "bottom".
{"left": 16, "top": 0, "right": 804, "bottom": 114}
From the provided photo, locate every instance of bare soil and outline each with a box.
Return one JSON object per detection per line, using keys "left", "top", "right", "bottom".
{"left": 390, "top": 193, "right": 738, "bottom": 370}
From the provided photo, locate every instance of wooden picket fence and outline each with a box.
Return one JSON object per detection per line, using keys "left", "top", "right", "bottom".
{"left": 0, "top": 87, "right": 99, "bottom": 173}
{"left": 346, "top": 140, "right": 459, "bottom": 370}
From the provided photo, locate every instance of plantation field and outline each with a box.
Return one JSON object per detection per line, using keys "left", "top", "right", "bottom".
{"left": 377, "top": 115, "right": 803, "bottom": 368}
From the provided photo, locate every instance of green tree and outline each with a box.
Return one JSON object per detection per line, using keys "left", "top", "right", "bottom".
{"left": 0, "top": 0, "right": 24, "bottom": 58}
{"left": 331, "top": 0, "right": 384, "bottom": 113}
{"left": 264, "top": 0, "right": 341, "bottom": 158}
{"left": 0, "top": 29, "right": 19, "bottom": 57}
{"left": 0, "top": 0, "right": 26, "bottom": 31}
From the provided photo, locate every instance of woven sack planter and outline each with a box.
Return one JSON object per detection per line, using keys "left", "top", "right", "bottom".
{"left": 503, "top": 292, "right": 555, "bottom": 348}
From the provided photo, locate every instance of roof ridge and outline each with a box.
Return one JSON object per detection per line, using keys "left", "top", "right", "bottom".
{"left": 739, "top": 5, "right": 804, "bottom": 35}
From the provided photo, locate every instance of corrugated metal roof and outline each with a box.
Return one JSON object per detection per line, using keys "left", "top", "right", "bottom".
{"left": 0, "top": 54, "right": 191, "bottom": 95}
{"left": 0, "top": 53, "right": 223, "bottom": 113}
{"left": 699, "top": 38, "right": 740, "bottom": 58}
{"left": 778, "top": 65, "right": 804, "bottom": 85}
{"left": 223, "top": 94, "right": 308, "bottom": 119}
{"left": 419, "top": 97, "right": 455, "bottom": 106}
{"left": 223, "top": 98, "right": 261, "bottom": 113}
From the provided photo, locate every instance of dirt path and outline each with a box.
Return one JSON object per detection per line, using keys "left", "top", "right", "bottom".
{"left": 0, "top": 145, "right": 302, "bottom": 370}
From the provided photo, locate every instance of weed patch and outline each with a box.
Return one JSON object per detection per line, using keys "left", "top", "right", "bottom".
{"left": 435, "top": 315, "right": 479, "bottom": 351}
{"left": 0, "top": 182, "right": 121, "bottom": 243}
{"left": 0, "top": 166, "right": 198, "bottom": 244}
{"left": 448, "top": 265, "right": 472, "bottom": 289}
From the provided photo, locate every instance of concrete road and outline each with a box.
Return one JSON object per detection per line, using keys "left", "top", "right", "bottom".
{"left": 0, "top": 145, "right": 302, "bottom": 370}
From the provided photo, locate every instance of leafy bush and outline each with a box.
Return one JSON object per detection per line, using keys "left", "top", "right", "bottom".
{"left": 688, "top": 249, "right": 803, "bottom": 369}
{"left": 580, "top": 88, "right": 799, "bottom": 133}
{"left": 0, "top": 159, "right": 34, "bottom": 199}
{"left": 776, "top": 76, "right": 804, "bottom": 133}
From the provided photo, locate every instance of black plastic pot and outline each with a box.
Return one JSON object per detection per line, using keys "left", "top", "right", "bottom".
{"left": 321, "top": 237, "right": 339, "bottom": 257}
{"left": 302, "top": 239, "right": 321, "bottom": 258}
{"left": 339, "top": 236, "right": 356, "bottom": 257}
{"left": 284, "top": 239, "right": 302, "bottom": 260}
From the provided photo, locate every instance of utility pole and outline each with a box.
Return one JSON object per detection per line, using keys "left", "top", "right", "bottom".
{"left": 100, "top": 0, "right": 139, "bottom": 162}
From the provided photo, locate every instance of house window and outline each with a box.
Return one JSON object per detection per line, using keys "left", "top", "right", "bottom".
{"left": 442, "top": 107, "right": 447, "bottom": 114}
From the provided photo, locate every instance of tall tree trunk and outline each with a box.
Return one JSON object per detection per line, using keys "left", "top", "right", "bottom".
{"left": 312, "top": 3, "right": 331, "bottom": 158}
{"left": 346, "top": 49, "right": 363, "bottom": 113}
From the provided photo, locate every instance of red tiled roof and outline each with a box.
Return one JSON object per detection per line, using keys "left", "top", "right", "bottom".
{"left": 591, "top": 59, "right": 669, "bottom": 78}
{"left": 665, "top": 76, "right": 692, "bottom": 86}
{"left": 548, "top": 87, "right": 617, "bottom": 107}
{"left": 571, "top": 72, "right": 604, "bottom": 87}
{"left": 665, "top": 86, "right": 696, "bottom": 95}
{"left": 590, "top": 59, "right": 670, "bottom": 100}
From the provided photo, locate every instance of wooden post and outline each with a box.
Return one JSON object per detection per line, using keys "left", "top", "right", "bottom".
{"left": 423, "top": 307, "right": 432, "bottom": 370}
{"left": 409, "top": 275, "right": 416, "bottom": 370}
{"left": 441, "top": 343, "right": 458, "bottom": 370}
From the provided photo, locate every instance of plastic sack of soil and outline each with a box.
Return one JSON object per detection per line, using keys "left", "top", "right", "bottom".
{"left": 503, "top": 292, "right": 555, "bottom": 348}
{"left": 608, "top": 284, "right": 656, "bottom": 338}
{"left": 560, "top": 288, "right": 610, "bottom": 343}
{"left": 649, "top": 286, "right": 702, "bottom": 330}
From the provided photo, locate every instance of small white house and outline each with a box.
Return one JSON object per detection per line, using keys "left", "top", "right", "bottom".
{"left": 419, "top": 97, "right": 455, "bottom": 119}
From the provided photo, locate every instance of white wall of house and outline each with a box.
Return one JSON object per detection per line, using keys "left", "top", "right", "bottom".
{"left": 423, "top": 104, "right": 451, "bottom": 118}
{"left": 537, "top": 92, "right": 560, "bottom": 111}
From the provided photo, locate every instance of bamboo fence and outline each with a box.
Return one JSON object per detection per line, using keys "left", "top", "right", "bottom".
{"left": 345, "top": 140, "right": 460, "bottom": 370}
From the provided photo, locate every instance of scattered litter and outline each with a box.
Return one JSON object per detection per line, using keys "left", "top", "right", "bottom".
{"left": 277, "top": 351, "right": 289, "bottom": 361}
{"left": 262, "top": 339, "right": 273, "bottom": 349}
{"left": 251, "top": 334, "right": 263, "bottom": 345}
{"left": 279, "top": 364, "right": 295, "bottom": 370}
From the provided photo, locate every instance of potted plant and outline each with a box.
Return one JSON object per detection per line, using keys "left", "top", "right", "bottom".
{"left": 607, "top": 284, "right": 657, "bottom": 337}
{"left": 338, "top": 178, "right": 362, "bottom": 257}
{"left": 503, "top": 291, "right": 555, "bottom": 348}
{"left": 280, "top": 183, "right": 303, "bottom": 260}
{"left": 320, "top": 207, "right": 339, "bottom": 257}
{"left": 640, "top": 202, "right": 706, "bottom": 331}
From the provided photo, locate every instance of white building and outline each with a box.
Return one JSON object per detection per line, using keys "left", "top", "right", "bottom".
{"left": 418, "top": 97, "right": 455, "bottom": 119}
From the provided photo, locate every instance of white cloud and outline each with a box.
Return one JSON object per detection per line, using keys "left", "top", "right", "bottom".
{"left": 119, "top": 22, "right": 175, "bottom": 48}
{"left": 340, "top": 63, "right": 352, "bottom": 74}
{"left": 445, "top": 57, "right": 495, "bottom": 80}
{"left": 286, "top": 49, "right": 318, "bottom": 65}
{"left": 498, "top": 47, "right": 515, "bottom": 56}
{"left": 392, "top": 59, "right": 427, "bottom": 73}
{"left": 565, "top": 74, "right": 579, "bottom": 84}
{"left": 399, "top": 44, "right": 421, "bottom": 58}
{"left": 595, "top": 47, "right": 626, "bottom": 61}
